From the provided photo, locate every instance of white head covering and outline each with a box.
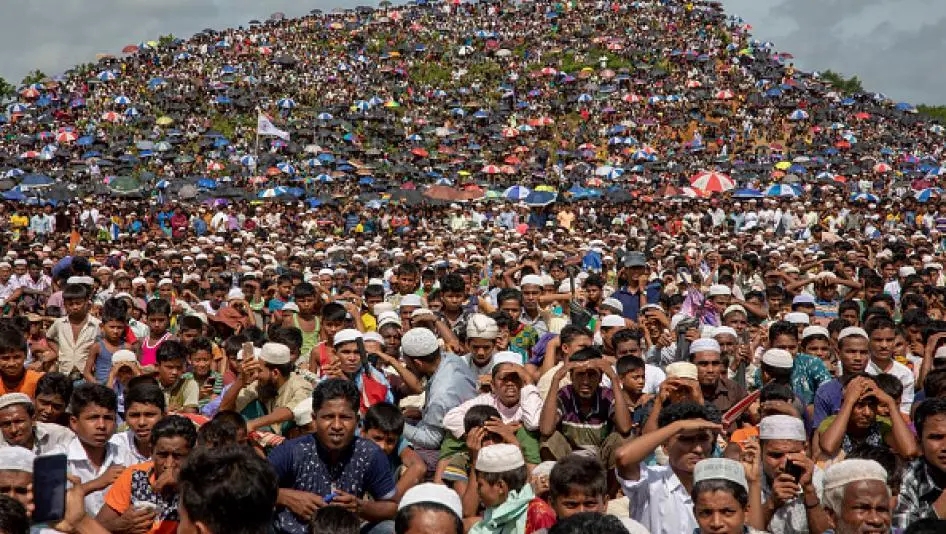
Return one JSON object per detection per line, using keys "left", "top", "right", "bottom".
{"left": 694, "top": 458, "right": 748, "bottom": 491}
{"left": 399, "top": 483, "right": 463, "bottom": 520}
{"left": 260, "top": 343, "right": 292, "bottom": 365}
{"left": 333, "top": 329, "right": 363, "bottom": 347}
{"left": 0, "top": 447, "right": 34, "bottom": 473}
{"left": 401, "top": 328, "right": 440, "bottom": 358}
{"left": 476, "top": 444, "right": 525, "bottom": 473}
{"left": 784, "top": 312, "right": 810, "bottom": 325}
{"left": 823, "top": 459, "right": 887, "bottom": 491}
{"left": 838, "top": 326, "right": 869, "bottom": 341}
{"left": 761, "top": 349, "right": 794, "bottom": 369}
{"left": 492, "top": 351, "right": 523, "bottom": 368}
{"left": 600, "top": 315, "right": 626, "bottom": 328}
{"left": 801, "top": 326, "right": 830, "bottom": 340}
{"left": 689, "top": 338, "right": 721, "bottom": 355}
{"left": 466, "top": 314, "right": 499, "bottom": 339}
{"left": 759, "top": 415, "right": 806, "bottom": 441}
{"left": 400, "top": 294, "right": 423, "bottom": 308}
{"left": 713, "top": 326, "right": 738, "bottom": 338}
{"left": 520, "top": 274, "right": 543, "bottom": 287}
{"left": 665, "top": 362, "right": 699, "bottom": 380}
{"left": 0, "top": 393, "right": 32, "bottom": 411}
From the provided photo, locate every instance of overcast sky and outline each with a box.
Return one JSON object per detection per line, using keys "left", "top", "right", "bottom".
{"left": 1, "top": 0, "right": 943, "bottom": 104}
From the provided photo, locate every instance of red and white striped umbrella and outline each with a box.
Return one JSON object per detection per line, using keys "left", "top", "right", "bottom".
{"left": 873, "top": 162, "right": 892, "bottom": 173}
{"left": 55, "top": 131, "right": 78, "bottom": 143}
{"left": 714, "top": 89, "right": 735, "bottom": 100}
{"left": 690, "top": 170, "right": 735, "bottom": 192}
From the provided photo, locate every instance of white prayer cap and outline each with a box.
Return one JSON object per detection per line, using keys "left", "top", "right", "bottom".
{"left": 68, "top": 276, "right": 95, "bottom": 286}
{"left": 707, "top": 284, "right": 732, "bottom": 297}
{"left": 399, "top": 483, "right": 463, "bottom": 520}
{"left": 411, "top": 308, "right": 435, "bottom": 319}
{"left": 476, "top": 444, "right": 525, "bottom": 473}
{"left": 260, "top": 343, "right": 292, "bottom": 365}
{"left": 520, "top": 274, "right": 543, "bottom": 287}
{"left": 281, "top": 302, "right": 300, "bottom": 313}
{"left": 157, "top": 278, "right": 173, "bottom": 287}
{"left": 759, "top": 415, "right": 806, "bottom": 441}
{"left": 713, "top": 326, "right": 738, "bottom": 338}
{"left": 0, "top": 393, "right": 32, "bottom": 410}
{"left": 401, "top": 328, "right": 440, "bottom": 358}
{"left": 400, "top": 294, "right": 423, "bottom": 308}
{"left": 0, "top": 446, "right": 34, "bottom": 473}
{"left": 601, "top": 297, "right": 624, "bottom": 313}
{"left": 694, "top": 458, "right": 748, "bottom": 491}
{"left": 132, "top": 277, "right": 147, "bottom": 286}
{"left": 689, "top": 338, "right": 721, "bottom": 355}
{"left": 837, "top": 326, "right": 869, "bottom": 341}
{"left": 466, "top": 314, "right": 499, "bottom": 339}
{"left": 899, "top": 266, "right": 916, "bottom": 277}
{"left": 363, "top": 332, "right": 384, "bottom": 345}
{"left": 761, "top": 349, "right": 794, "bottom": 369}
{"left": 377, "top": 311, "right": 402, "bottom": 328}
{"left": 823, "top": 459, "right": 887, "bottom": 492}
{"left": 373, "top": 302, "right": 394, "bottom": 315}
{"left": 112, "top": 349, "right": 138, "bottom": 364}
{"left": 227, "top": 288, "right": 245, "bottom": 301}
{"left": 723, "top": 304, "right": 747, "bottom": 317}
{"left": 492, "top": 351, "right": 523, "bottom": 368}
{"left": 802, "top": 326, "right": 830, "bottom": 340}
{"left": 333, "top": 329, "right": 363, "bottom": 347}
{"left": 665, "top": 362, "right": 699, "bottom": 381}
{"left": 784, "top": 312, "right": 810, "bottom": 325}
{"left": 600, "top": 315, "right": 626, "bottom": 328}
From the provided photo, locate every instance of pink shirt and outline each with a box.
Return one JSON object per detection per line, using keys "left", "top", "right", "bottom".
{"left": 441, "top": 385, "right": 543, "bottom": 439}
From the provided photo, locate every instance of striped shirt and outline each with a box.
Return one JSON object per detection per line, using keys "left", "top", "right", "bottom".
{"left": 556, "top": 385, "right": 615, "bottom": 448}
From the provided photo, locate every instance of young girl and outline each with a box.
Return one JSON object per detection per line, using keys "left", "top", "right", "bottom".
{"left": 141, "top": 298, "right": 174, "bottom": 368}
{"left": 84, "top": 298, "right": 134, "bottom": 384}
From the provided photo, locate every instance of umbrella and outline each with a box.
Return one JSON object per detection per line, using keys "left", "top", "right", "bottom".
{"left": 525, "top": 191, "right": 557, "bottom": 206}
{"left": 113, "top": 95, "right": 132, "bottom": 105}
{"left": 503, "top": 185, "right": 531, "bottom": 200}
{"left": 690, "top": 171, "right": 734, "bottom": 192}
{"left": 20, "top": 174, "right": 54, "bottom": 187}
{"left": 788, "top": 109, "right": 809, "bottom": 121}
{"left": 765, "top": 184, "right": 801, "bottom": 198}
{"left": 732, "top": 188, "right": 764, "bottom": 199}
{"left": 259, "top": 186, "right": 289, "bottom": 198}
{"left": 277, "top": 98, "right": 296, "bottom": 109}
{"left": 914, "top": 188, "right": 944, "bottom": 203}
{"left": 850, "top": 192, "right": 879, "bottom": 203}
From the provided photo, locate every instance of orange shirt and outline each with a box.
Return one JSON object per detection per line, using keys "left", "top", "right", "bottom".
{"left": 103, "top": 461, "right": 179, "bottom": 534}
{"left": 0, "top": 370, "right": 44, "bottom": 398}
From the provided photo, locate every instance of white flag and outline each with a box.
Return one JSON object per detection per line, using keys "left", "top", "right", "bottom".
{"left": 257, "top": 112, "right": 290, "bottom": 141}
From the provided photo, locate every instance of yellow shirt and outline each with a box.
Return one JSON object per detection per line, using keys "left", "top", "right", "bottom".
{"left": 9, "top": 214, "right": 28, "bottom": 228}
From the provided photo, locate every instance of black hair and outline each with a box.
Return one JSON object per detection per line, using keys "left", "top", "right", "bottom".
{"left": 312, "top": 378, "right": 359, "bottom": 414}
{"left": 864, "top": 315, "right": 897, "bottom": 336}
{"left": 243, "top": 325, "right": 266, "bottom": 347}
{"left": 496, "top": 288, "right": 523, "bottom": 306}
{"left": 311, "top": 507, "right": 360, "bottom": 534}
{"left": 612, "top": 328, "right": 643, "bottom": 348}
{"left": 0, "top": 495, "right": 29, "bottom": 534}
{"left": 902, "top": 308, "right": 931, "bottom": 330}
{"left": 759, "top": 382, "right": 795, "bottom": 403}
{"left": 146, "top": 298, "right": 172, "bottom": 317}
{"left": 463, "top": 405, "right": 501, "bottom": 434}
{"left": 910, "top": 393, "right": 946, "bottom": 438}
{"left": 62, "top": 283, "right": 90, "bottom": 302}
{"left": 178, "top": 445, "right": 278, "bottom": 534}
{"left": 548, "top": 513, "right": 629, "bottom": 534}
{"left": 127, "top": 375, "right": 159, "bottom": 390}
{"left": 223, "top": 334, "right": 248, "bottom": 358}
{"left": 188, "top": 336, "right": 214, "bottom": 356}
{"left": 478, "top": 463, "right": 528, "bottom": 491}
{"left": 198, "top": 411, "right": 248, "bottom": 449}
{"left": 616, "top": 355, "right": 645, "bottom": 376}
{"left": 321, "top": 302, "right": 349, "bottom": 323}
{"left": 439, "top": 273, "right": 466, "bottom": 294}
{"left": 692, "top": 478, "right": 749, "bottom": 507}
{"left": 925, "top": 369, "right": 946, "bottom": 398}
{"left": 873, "top": 373, "right": 903, "bottom": 401}
{"left": 150, "top": 414, "right": 198, "bottom": 447}
{"left": 549, "top": 454, "right": 607, "bottom": 501}
{"left": 156, "top": 339, "right": 189, "bottom": 364}
{"left": 657, "top": 401, "right": 721, "bottom": 428}
{"left": 837, "top": 299, "right": 861, "bottom": 319}
{"left": 0, "top": 324, "right": 27, "bottom": 354}
{"left": 768, "top": 320, "right": 798, "bottom": 342}
{"left": 179, "top": 315, "right": 204, "bottom": 333}
{"left": 398, "top": 262, "right": 420, "bottom": 276}
{"left": 827, "top": 318, "right": 851, "bottom": 336}
{"left": 69, "top": 383, "right": 118, "bottom": 416}
{"left": 100, "top": 297, "right": 129, "bottom": 324}
{"left": 124, "top": 382, "right": 167, "bottom": 413}
{"left": 902, "top": 518, "right": 946, "bottom": 534}
{"left": 35, "top": 372, "right": 73, "bottom": 402}
{"left": 489, "top": 311, "right": 517, "bottom": 331}
{"left": 364, "top": 284, "right": 384, "bottom": 299}
{"left": 394, "top": 502, "right": 462, "bottom": 534}
{"left": 293, "top": 282, "right": 316, "bottom": 299}
{"left": 583, "top": 274, "right": 604, "bottom": 289}
{"left": 569, "top": 346, "right": 602, "bottom": 363}
{"left": 363, "top": 402, "right": 404, "bottom": 435}
{"left": 268, "top": 327, "right": 303, "bottom": 354}
{"left": 559, "top": 324, "right": 593, "bottom": 346}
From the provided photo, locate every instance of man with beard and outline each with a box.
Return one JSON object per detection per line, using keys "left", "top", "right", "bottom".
{"left": 0, "top": 393, "right": 74, "bottom": 454}
{"left": 269, "top": 378, "right": 397, "bottom": 534}
{"left": 220, "top": 342, "right": 313, "bottom": 435}
{"left": 688, "top": 338, "right": 746, "bottom": 414}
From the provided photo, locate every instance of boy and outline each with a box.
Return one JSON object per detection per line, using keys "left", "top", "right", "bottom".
{"left": 46, "top": 283, "right": 101, "bottom": 376}
{"left": 363, "top": 402, "right": 427, "bottom": 499}
{"left": 616, "top": 355, "right": 650, "bottom": 423}
{"left": 0, "top": 324, "right": 44, "bottom": 397}
{"left": 282, "top": 282, "right": 321, "bottom": 362}
{"left": 109, "top": 381, "right": 166, "bottom": 464}
{"left": 307, "top": 302, "right": 351, "bottom": 375}
{"left": 34, "top": 371, "right": 73, "bottom": 426}
{"left": 546, "top": 453, "right": 649, "bottom": 533}
{"left": 154, "top": 340, "right": 199, "bottom": 413}
{"left": 183, "top": 337, "right": 223, "bottom": 408}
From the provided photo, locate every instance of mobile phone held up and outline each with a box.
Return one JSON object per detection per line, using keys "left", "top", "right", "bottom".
{"left": 32, "top": 454, "right": 68, "bottom": 524}
{"left": 785, "top": 460, "right": 804, "bottom": 483}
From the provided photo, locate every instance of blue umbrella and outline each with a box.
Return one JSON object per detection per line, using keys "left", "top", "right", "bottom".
{"left": 277, "top": 98, "right": 296, "bottom": 109}
{"left": 732, "top": 188, "right": 763, "bottom": 199}
{"left": 276, "top": 162, "right": 296, "bottom": 174}
{"left": 239, "top": 155, "right": 257, "bottom": 167}
{"left": 96, "top": 70, "right": 117, "bottom": 81}
{"left": 765, "top": 184, "right": 800, "bottom": 198}
{"left": 850, "top": 192, "right": 878, "bottom": 203}
{"left": 315, "top": 174, "right": 333, "bottom": 183}
{"left": 155, "top": 180, "right": 170, "bottom": 189}
{"left": 196, "top": 178, "right": 218, "bottom": 190}
{"left": 915, "top": 188, "right": 944, "bottom": 203}
{"left": 20, "top": 174, "right": 53, "bottom": 187}
{"left": 76, "top": 136, "right": 94, "bottom": 146}
{"left": 788, "top": 109, "right": 809, "bottom": 121}
{"left": 525, "top": 191, "right": 558, "bottom": 206}
{"left": 259, "top": 186, "right": 289, "bottom": 198}
{"left": 214, "top": 95, "right": 231, "bottom": 105}
{"left": 113, "top": 95, "right": 132, "bottom": 105}
{"left": 503, "top": 185, "right": 531, "bottom": 200}
{"left": 358, "top": 177, "right": 375, "bottom": 186}
{"left": 316, "top": 112, "right": 333, "bottom": 120}
{"left": 3, "top": 188, "right": 26, "bottom": 201}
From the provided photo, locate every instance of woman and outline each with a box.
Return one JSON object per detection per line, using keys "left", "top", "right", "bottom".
{"left": 97, "top": 415, "right": 198, "bottom": 533}
{"left": 465, "top": 443, "right": 556, "bottom": 534}
{"left": 691, "top": 457, "right": 766, "bottom": 534}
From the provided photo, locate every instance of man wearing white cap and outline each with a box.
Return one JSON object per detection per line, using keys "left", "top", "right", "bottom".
{"left": 395, "top": 483, "right": 463, "bottom": 534}
{"left": 462, "top": 314, "right": 500, "bottom": 378}
{"left": 323, "top": 329, "right": 393, "bottom": 414}
{"left": 0, "top": 445, "right": 34, "bottom": 511}
{"left": 0, "top": 393, "right": 74, "bottom": 455}
{"left": 822, "top": 459, "right": 890, "bottom": 534}
{"left": 689, "top": 338, "right": 747, "bottom": 414}
{"left": 219, "top": 342, "right": 313, "bottom": 435}
{"left": 399, "top": 328, "right": 477, "bottom": 460}
{"left": 757, "top": 415, "right": 830, "bottom": 534}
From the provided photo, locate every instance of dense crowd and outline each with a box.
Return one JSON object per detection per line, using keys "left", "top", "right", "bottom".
{"left": 0, "top": 0, "right": 945, "bottom": 533}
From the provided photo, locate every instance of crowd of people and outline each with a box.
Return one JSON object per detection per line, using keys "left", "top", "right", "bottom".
{"left": 0, "top": 0, "right": 945, "bottom": 533}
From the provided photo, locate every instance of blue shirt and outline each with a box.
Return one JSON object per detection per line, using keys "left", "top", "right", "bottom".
{"left": 813, "top": 378, "right": 843, "bottom": 431}
{"left": 403, "top": 353, "right": 477, "bottom": 450}
{"left": 613, "top": 283, "right": 662, "bottom": 321}
{"left": 268, "top": 435, "right": 396, "bottom": 534}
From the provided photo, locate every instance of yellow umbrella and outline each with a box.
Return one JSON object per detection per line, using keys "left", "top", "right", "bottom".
{"left": 383, "top": 100, "right": 400, "bottom": 108}
{"left": 156, "top": 116, "right": 174, "bottom": 126}
{"left": 535, "top": 185, "right": 556, "bottom": 192}
{"left": 774, "top": 161, "right": 791, "bottom": 170}
{"left": 458, "top": 170, "right": 471, "bottom": 176}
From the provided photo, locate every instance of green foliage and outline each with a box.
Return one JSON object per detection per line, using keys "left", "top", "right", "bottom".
{"left": 20, "top": 69, "right": 47, "bottom": 87}
{"left": 559, "top": 47, "right": 633, "bottom": 73}
{"left": 410, "top": 62, "right": 453, "bottom": 86}
{"left": 918, "top": 105, "right": 946, "bottom": 124}
{"left": 0, "top": 77, "right": 15, "bottom": 101}
{"left": 158, "top": 34, "right": 177, "bottom": 48}
{"left": 820, "top": 70, "right": 863, "bottom": 95}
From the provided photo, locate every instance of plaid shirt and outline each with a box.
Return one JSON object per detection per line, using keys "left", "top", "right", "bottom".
{"left": 893, "top": 459, "right": 944, "bottom": 529}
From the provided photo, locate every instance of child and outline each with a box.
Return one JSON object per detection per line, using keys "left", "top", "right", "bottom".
{"left": 466, "top": 444, "right": 556, "bottom": 534}
{"left": 107, "top": 349, "right": 142, "bottom": 416}
{"left": 363, "top": 402, "right": 427, "bottom": 500}
{"left": 283, "top": 283, "right": 321, "bottom": 362}
{"left": 109, "top": 381, "right": 166, "bottom": 464}
{"left": 67, "top": 383, "right": 124, "bottom": 516}
{"left": 183, "top": 337, "right": 223, "bottom": 408}
{"left": 84, "top": 298, "right": 133, "bottom": 385}
{"left": 547, "top": 454, "right": 614, "bottom": 520}
{"left": 46, "top": 283, "right": 100, "bottom": 376}
{"left": 0, "top": 324, "right": 44, "bottom": 396}
{"left": 308, "top": 302, "right": 351, "bottom": 376}
{"left": 154, "top": 340, "right": 199, "bottom": 413}
{"left": 141, "top": 298, "right": 174, "bottom": 368}
{"left": 616, "top": 355, "right": 649, "bottom": 421}
{"left": 34, "top": 372, "right": 73, "bottom": 426}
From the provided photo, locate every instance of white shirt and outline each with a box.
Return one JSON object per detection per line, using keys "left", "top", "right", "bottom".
{"left": 618, "top": 464, "right": 696, "bottom": 534}
{"left": 643, "top": 364, "right": 666, "bottom": 394}
{"left": 65, "top": 436, "right": 134, "bottom": 516}
{"left": 866, "top": 359, "right": 915, "bottom": 414}
{"left": 108, "top": 429, "right": 149, "bottom": 465}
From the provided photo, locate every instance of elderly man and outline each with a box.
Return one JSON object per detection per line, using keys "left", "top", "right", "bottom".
{"left": 822, "top": 459, "right": 891, "bottom": 534}
{"left": 758, "top": 415, "right": 831, "bottom": 534}
{"left": 0, "top": 446, "right": 33, "bottom": 512}
{"left": 0, "top": 393, "right": 74, "bottom": 454}
{"left": 689, "top": 338, "right": 746, "bottom": 414}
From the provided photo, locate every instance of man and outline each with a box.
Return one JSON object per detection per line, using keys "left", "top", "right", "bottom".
{"left": 322, "top": 329, "right": 393, "bottom": 414}
{"left": 399, "top": 328, "right": 477, "bottom": 463}
{"left": 895, "top": 397, "right": 946, "bottom": 526}
{"left": 462, "top": 314, "right": 499, "bottom": 378}
{"left": 822, "top": 459, "right": 891, "bottom": 534}
{"left": 758, "top": 415, "right": 831, "bottom": 534}
{"left": 612, "top": 252, "right": 654, "bottom": 322}
{"left": 179, "top": 445, "right": 278, "bottom": 534}
{"left": 220, "top": 342, "right": 313, "bottom": 434}
{"left": 0, "top": 393, "right": 74, "bottom": 454}
{"left": 688, "top": 338, "right": 746, "bottom": 414}
{"left": 0, "top": 446, "right": 33, "bottom": 512}
{"left": 864, "top": 316, "right": 914, "bottom": 415}
{"left": 269, "top": 379, "right": 397, "bottom": 534}
{"left": 813, "top": 327, "right": 870, "bottom": 429}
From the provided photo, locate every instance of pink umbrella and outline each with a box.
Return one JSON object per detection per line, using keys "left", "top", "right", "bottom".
{"left": 690, "top": 171, "right": 735, "bottom": 192}
{"left": 873, "top": 163, "right": 892, "bottom": 173}
{"left": 55, "top": 131, "right": 78, "bottom": 143}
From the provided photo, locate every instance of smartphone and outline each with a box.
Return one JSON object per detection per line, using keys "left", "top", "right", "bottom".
{"left": 32, "top": 454, "right": 67, "bottom": 524}
{"left": 242, "top": 342, "right": 255, "bottom": 361}
{"left": 785, "top": 460, "right": 804, "bottom": 483}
